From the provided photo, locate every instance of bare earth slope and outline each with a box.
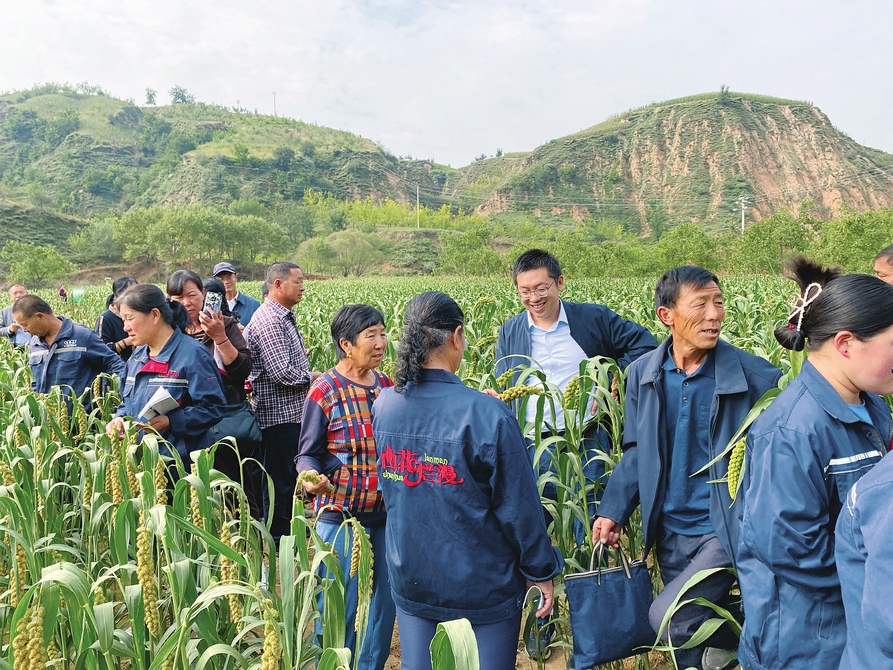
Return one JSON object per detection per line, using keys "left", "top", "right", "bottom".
{"left": 460, "top": 92, "right": 893, "bottom": 233}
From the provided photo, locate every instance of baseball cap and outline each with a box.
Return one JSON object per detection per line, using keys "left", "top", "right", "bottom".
{"left": 213, "top": 262, "right": 237, "bottom": 276}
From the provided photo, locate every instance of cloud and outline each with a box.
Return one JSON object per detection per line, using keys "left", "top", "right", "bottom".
{"left": 2, "top": 0, "right": 892, "bottom": 166}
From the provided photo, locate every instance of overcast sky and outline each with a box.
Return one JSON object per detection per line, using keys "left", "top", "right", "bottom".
{"left": 4, "top": 1, "right": 892, "bottom": 167}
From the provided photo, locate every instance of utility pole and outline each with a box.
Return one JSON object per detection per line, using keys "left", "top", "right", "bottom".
{"left": 272, "top": 91, "right": 277, "bottom": 116}
{"left": 416, "top": 183, "right": 420, "bottom": 228}
{"left": 737, "top": 195, "right": 751, "bottom": 232}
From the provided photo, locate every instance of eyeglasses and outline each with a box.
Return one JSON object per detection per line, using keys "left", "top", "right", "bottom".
{"left": 518, "top": 281, "right": 556, "bottom": 299}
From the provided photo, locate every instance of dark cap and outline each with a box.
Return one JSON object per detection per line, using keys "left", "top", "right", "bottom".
{"left": 213, "top": 262, "right": 237, "bottom": 276}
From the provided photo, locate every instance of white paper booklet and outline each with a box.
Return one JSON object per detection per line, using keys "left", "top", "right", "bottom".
{"left": 138, "top": 387, "right": 180, "bottom": 421}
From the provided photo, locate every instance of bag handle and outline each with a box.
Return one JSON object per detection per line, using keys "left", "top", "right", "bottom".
{"left": 590, "top": 540, "right": 633, "bottom": 581}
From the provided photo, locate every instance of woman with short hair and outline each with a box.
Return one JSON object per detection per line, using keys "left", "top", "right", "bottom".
{"left": 296, "top": 303, "right": 394, "bottom": 670}
{"left": 106, "top": 284, "right": 226, "bottom": 466}
{"left": 371, "top": 292, "right": 563, "bottom": 670}
{"left": 737, "top": 258, "right": 893, "bottom": 670}
{"left": 95, "top": 276, "right": 138, "bottom": 360}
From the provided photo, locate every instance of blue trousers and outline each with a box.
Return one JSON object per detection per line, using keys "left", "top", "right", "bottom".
{"left": 651, "top": 531, "right": 738, "bottom": 652}
{"left": 395, "top": 606, "right": 521, "bottom": 670}
{"left": 260, "top": 422, "right": 300, "bottom": 541}
{"left": 315, "top": 520, "right": 395, "bottom": 670}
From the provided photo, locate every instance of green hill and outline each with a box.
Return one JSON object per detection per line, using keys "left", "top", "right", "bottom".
{"left": 0, "top": 198, "right": 84, "bottom": 249}
{"left": 0, "top": 83, "right": 451, "bottom": 219}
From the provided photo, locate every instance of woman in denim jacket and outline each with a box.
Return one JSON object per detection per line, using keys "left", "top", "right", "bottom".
{"left": 737, "top": 259, "right": 893, "bottom": 670}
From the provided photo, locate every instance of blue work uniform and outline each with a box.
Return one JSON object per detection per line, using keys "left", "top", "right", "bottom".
{"left": 836, "top": 450, "right": 893, "bottom": 670}
{"left": 598, "top": 337, "right": 781, "bottom": 561}
{"left": 372, "top": 368, "right": 564, "bottom": 625}
{"left": 28, "top": 317, "right": 126, "bottom": 397}
{"left": 230, "top": 292, "right": 260, "bottom": 326}
{"left": 116, "top": 328, "right": 226, "bottom": 462}
{"left": 737, "top": 359, "right": 891, "bottom": 670}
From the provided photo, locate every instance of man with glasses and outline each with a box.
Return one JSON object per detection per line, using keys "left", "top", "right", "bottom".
{"left": 495, "top": 248, "right": 656, "bottom": 661}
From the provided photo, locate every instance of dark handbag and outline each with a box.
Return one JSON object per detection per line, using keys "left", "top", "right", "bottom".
{"left": 209, "top": 402, "right": 262, "bottom": 447}
{"left": 564, "top": 541, "right": 655, "bottom": 668}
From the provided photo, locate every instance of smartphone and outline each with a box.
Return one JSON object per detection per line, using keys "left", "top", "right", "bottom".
{"left": 203, "top": 291, "right": 223, "bottom": 315}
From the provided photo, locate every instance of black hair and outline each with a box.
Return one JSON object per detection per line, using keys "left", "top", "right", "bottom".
{"left": 261, "top": 281, "right": 269, "bottom": 298}
{"left": 512, "top": 249, "right": 562, "bottom": 285}
{"left": 266, "top": 261, "right": 300, "bottom": 285}
{"left": 166, "top": 269, "right": 204, "bottom": 297}
{"left": 11, "top": 295, "right": 52, "bottom": 318}
{"left": 875, "top": 244, "right": 893, "bottom": 264}
{"left": 203, "top": 277, "right": 237, "bottom": 320}
{"left": 118, "top": 284, "right": 190, "bottom": 333}
{"left": 774, "top": 256, "right": 893, "bottom": 351}
{"left": 394, "top": 292, "right": 464, "bottom": 392}
{"left": 106, "top": 276, "right": 137, "bottom": 309}
{"left": 654, "top": 266, "right": 720, "bottom": 312}
{"left": 330, "top": 304, "right": 385, "bottom": 359}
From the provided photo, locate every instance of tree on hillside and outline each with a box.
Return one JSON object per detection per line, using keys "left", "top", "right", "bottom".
{"left": 298, "top": 237, "right": 337, "bottom": 277}
{"left": 658, "top": 223, "right": 717, "bottom": 269}
{"left": 145, "top": 88, "right": 157, "bottom": 106}
{"left": 228, "top": 199, "right": 267, "bottom": 219}
{"left": 728, "top": 209, "right": 814, "bottom": 273}
{"left": 1, "top": 241, "right": 73, "bottom": 288}
{"left": 439, "top": 224, "right": 505, "bottom": 276}
{"left": 169, "top": 86, "right": 196, "bottom": 104}
{"left": 811, "top": 207, "right": 893, "bottom": 273}
{"left": 68, "top": 219, "right": 125, "bottom": 264}
{"left": 327, "top": 231, "right": 384, "bottom": 277}
{"left": 276, "top": 201, "right": 316, "bottom": 249}
{"left": 272, "top": 147, "right": 295, "bottom": 171}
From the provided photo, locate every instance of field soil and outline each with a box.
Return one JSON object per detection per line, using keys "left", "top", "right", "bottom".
{"left": 382, "top": 625, "right": 677, "bottom": 669}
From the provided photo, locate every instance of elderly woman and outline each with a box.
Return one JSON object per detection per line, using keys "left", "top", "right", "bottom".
{"left": 371, "top": 292, "right": 563, "bottom": 670}
{"left": 106, "top": 285, "right": 226, "bottom": 465}
{"left": 296, "top": 304, "right": 394, "bottom": 670}
{"left": 95, "top": 276, "right": 138, "bottom": 360}
{"left": 167, "top": 271, "right": 259, "bottom": 513}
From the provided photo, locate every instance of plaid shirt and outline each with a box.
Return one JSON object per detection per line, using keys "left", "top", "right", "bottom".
{"left": 296, "top": 368, "right": 393, "bottom": 525}
{"left": 246, "top": 299, "right": 312, "bottom": 428}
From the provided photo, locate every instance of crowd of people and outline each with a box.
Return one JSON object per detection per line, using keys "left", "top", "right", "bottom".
{"left": 2, "top": 247, "right": 893, "bottom": 670}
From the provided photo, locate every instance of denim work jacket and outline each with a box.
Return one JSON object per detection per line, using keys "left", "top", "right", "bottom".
{"left": 117, "top": 329, "right": 226, "bottom": 462}
{"left": 737, "top": 359, "right": 891, "bottom": 670}
{"left": 371, "top": 368, "right": 563, "bottom": 625}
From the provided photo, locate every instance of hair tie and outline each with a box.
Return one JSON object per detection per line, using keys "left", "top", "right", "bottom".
{"left": 787, "top": 282, "right": 823, "bottom": 333}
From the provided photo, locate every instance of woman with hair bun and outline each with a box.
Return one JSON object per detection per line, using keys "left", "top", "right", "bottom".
{"left": 106, "top": 284, "right": 226, "bottom": 465}
{"left": 371, "top": 292, "right": 563, "bottom": 670}
{"left": 737, "top": 258, "right": 893, "bottom": 670}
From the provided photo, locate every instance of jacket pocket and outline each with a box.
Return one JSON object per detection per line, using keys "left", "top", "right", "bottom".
{"left": 825, "top": 450, "right": 882, "bottom": 503}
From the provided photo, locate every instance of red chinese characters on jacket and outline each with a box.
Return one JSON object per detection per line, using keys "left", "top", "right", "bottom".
{"left": 379, "top": 445, "right": 465, "bottom": 487}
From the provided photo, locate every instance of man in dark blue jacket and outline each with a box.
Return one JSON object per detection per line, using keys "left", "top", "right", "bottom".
{"left": 14, "top": 295, "right": 125, "bottom": 400}
{"left": 594, "top": 266, "right": 781, "bottom": 670}
{"left": 495, "top": 249, "right": 657, "bottom": 658}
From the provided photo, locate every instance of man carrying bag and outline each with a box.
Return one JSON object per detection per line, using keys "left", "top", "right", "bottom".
{"left": 592, "top": 266, "right": 780, "bottom": 670}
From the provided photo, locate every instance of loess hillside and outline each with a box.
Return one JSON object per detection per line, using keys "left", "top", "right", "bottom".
{"left": 452, "top": 92, "right": 893, "bottom": 234}
{"left": 2, "top": 85, "right": 893, "bottom": 238}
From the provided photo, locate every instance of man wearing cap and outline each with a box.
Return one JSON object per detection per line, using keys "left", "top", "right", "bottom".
{"left": 213, "top": 262, "right": 261, "bottom": 328}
